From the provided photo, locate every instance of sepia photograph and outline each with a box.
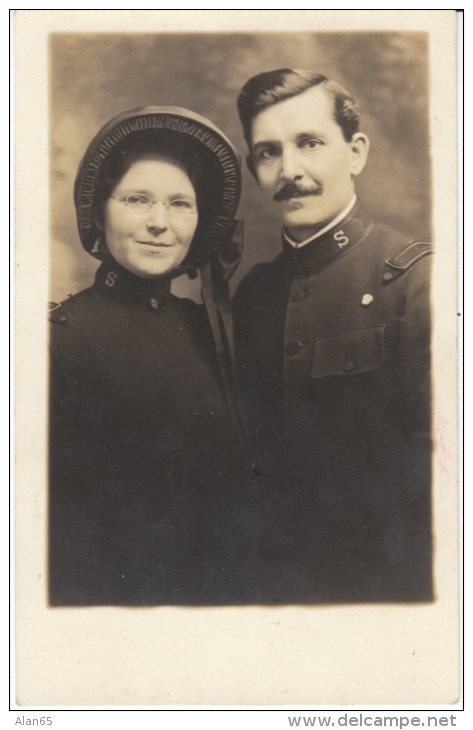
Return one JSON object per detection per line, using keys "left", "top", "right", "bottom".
{"left": 14, "top": 9, "right": 459, "bottom": 710}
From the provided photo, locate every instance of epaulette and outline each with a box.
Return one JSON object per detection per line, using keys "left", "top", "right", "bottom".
{"left": 382, "top": 241, "right": 433, "bottom": 283}
{"left": 48, "top": 301, "right": 69, "bottom": 325}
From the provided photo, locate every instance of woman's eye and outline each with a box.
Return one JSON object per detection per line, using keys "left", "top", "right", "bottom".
{"left": 124, "top": 194, "right": 149, "bottom": 206}
{"left": 170, "top": 199, "right": 193, "bottom": 209}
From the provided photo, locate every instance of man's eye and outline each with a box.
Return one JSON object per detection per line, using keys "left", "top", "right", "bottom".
{"left": 256, "top": 146, "right": 279, "bottom": 161}
{"left": 301, "top": 139, "right": 321, "bottom": 150}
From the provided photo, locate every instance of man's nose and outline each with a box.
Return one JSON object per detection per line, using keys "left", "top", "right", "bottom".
{"left": 280, "top": 147, "right": 303, "bottom": 182}
{"left": 146, "top": 201, "right": 168, "bottom": 231}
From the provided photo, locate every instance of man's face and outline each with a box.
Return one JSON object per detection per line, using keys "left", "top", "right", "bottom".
{"left": 249, "top": 85, "right": 368, "bottom": 240}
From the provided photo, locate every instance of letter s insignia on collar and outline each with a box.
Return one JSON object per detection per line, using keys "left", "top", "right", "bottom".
{"left": 334, "top": 230, "right": 349, "bottom": 248}
{"left": 105, "top": 270, "right": 118, "bottom": 288}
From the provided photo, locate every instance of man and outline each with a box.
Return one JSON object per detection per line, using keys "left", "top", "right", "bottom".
{"left": 233, "top": 69, "right": 433, "bottom": 603}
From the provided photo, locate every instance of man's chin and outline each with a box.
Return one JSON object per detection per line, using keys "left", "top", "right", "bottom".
{"left": 282, "top": 211, "right": 327, "bottom": 239}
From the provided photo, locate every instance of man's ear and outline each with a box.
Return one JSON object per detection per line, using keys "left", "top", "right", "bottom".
{"left": 246, "top": 153, "right": 258, "bottom": 182}
{"left": 350, "top": 133, "right": 370, "bottom": 177}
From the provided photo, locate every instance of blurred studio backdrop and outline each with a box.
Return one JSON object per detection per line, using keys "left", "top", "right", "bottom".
{"left": 49, "top": 31, "right": 431, "bottom": 302}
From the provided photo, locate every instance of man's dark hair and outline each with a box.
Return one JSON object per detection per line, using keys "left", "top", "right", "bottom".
{"left": 237, "top": 68, "right": 360, "bottom": 149}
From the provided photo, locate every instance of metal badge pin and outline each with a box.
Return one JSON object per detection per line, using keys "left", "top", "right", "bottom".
{"left": 361, "top": 293, "right": 374, "bottom": 306}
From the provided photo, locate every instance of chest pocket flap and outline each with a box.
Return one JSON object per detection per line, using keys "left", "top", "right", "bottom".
{"left": 311, "top": 324, "right": 386, "bottom": 379}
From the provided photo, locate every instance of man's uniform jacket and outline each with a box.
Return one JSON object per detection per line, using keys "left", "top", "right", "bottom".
{"left": 234, "top": 202, "right": 433, "bottom": 603}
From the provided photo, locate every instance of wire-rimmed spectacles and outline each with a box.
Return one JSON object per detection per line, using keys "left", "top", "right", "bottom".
{"left": 110, "top": 194, "right": 198, "bottom": 220}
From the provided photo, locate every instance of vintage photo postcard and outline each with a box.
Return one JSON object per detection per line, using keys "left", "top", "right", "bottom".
{"left": 13, "top": 9, "right": 460, "bottom": 709}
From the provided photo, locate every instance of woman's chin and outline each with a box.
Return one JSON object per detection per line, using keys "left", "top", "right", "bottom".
{"left": 119, "top": 255, "right": 184, "bottom": 279}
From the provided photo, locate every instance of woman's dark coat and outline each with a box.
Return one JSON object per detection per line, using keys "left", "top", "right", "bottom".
{"left": 49, "top": 259, "right": 254, "bottom": 605}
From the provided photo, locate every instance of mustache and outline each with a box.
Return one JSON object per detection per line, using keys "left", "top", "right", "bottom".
{"left": 273, "top": 182, "right": 323, "bottom": 202}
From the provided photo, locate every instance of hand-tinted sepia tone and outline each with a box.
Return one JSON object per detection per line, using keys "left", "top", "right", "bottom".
{"left": 50, "top": 32, "right": 431, "bottom": 301}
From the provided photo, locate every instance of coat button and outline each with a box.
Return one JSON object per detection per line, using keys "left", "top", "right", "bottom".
{"left": 286, "top": 339, "right": 304, "bottom": 355}
{"left": 344, "top": 360, "right": 355, "bottom": 373}
{"left": 149, "top": 297, "right": 160, "bottom": 310}
{"left": 383, "top": 271, "right": 394, "bottom": 281}
{"left": 291, "top": 288, "right": 306, "bottom": 302}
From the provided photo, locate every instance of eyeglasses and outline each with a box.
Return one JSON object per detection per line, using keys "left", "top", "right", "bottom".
{"left": 110, "top": 194, "right": 198, "bottom": 220}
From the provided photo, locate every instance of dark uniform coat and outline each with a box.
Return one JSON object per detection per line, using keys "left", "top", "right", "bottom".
{"left": 233, "top": 202, "right": 433, "bottom": 603}
{"left": 49, "top": 259, "right": 254, "bottom": 605}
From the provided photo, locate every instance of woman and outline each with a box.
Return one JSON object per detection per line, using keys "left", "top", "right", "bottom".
{"left": 49, "top": 106, "right": 253, "bottom": 605}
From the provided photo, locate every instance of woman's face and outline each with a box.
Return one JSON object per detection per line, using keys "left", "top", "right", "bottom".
{"left": 103, "top": 154, "right": 198, "bottom": 278}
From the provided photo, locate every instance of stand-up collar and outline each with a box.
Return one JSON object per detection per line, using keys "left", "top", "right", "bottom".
{"left": 284, "top": 195, "right": 357, "bottom": 249}
{"left": 283, "top": 201, "right": 374, "bottom": 275}
{"left": 94, "top": 259, "right": 173, "bottom": 307}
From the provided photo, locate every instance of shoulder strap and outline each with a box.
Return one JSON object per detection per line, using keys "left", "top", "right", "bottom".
{"left": 383, "top": 241, "right": 433, "bottom": 283}
{"left": 48, "top": 301, "right": 69, "bottom": 325}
